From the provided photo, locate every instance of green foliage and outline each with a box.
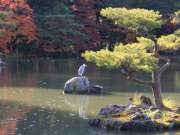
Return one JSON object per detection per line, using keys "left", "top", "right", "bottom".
{"left": 173, "top": 10, "right": 180, "bottom": 24}
{"left": 100, "top": 7, "right": 163, "bottom": 34}
{"left": 27, "top": 0, "right": 73, "bottom": 15}
{"left": 83, "top": 37, "right": 158, "bottom": 72}
{"left": 157, "top": 34, "right": 180, "bottom": 51}
{"left": 83, "top": 5, "right": 180, "bottom": 74}
{"left": 163, "top": 98, "right": 178, "bottom": 109}
{"left": 99, "top": 0, "right": 180, "bottom": 13}
{"left": 37, "top": 14, "right": 88, "bottom": 46}
{"left": 0, "top": 11, "right": 11, "bottom": 19}
{"left": 0, "top": 22, "right": 17, "bottom": 30}
{"left": 0, "top": 30, "right": 6, "bottom": 37}
{"left": 39, "top": 29, "right": 74, "bottom": 46}
{"left": 174, "top": 29, "right": 180, "bottom": 36}
{"left": 28, "top": 0, "right": 89, "bottom": 48}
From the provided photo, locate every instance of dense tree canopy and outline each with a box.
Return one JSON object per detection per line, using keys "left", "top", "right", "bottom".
{"left": 100, "top": 8, "right": 163, "bottom": 34}
{"left": 84, "top": 7, "right": 180, "bottom": 73}
{"left": 94, "top": 7, "right": 180, "bottom": 70}
{"left": 27, "top": 0, "right": 95, "bottom": 54}
{"left": 157, "top": 34, "right": 180, "bottom": 51}
{"left": 83, "top": 35, "right": 180, "bottom": 71}
{"left": 83, "top": 7, "right": 180, "bottom": 108}
{"left": 0, "top": 0, "right": 179, "bottom": 55}
{"left": 98, "top": 0, "right": 180, "bottom": 14}
{"left": 0, "top": 0, "right": 37, "bottom": 53}
{"left": 83, "top": 37, "right": 158, "bottom": 72}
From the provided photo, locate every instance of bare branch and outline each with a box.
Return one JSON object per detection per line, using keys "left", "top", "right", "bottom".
{"left": 159, "top": 59, "right": 171, "bottom": 75}
{"left": 128, "top": 75, "right": 153, "bottom": 86}
{"left": 121, "top": 70, "right": 153, "bottom": 86}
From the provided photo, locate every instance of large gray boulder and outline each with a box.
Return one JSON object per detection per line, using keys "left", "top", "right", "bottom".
{"left": 64, "top": 76, "right": 90, "bottom": 94}
{"left": 64, "top": 76, "right": 103, "bottom": 94}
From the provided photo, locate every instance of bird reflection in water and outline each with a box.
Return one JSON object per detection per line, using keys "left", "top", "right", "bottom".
{"left": 64, "top": 94, "right": 89, "bottom": 119}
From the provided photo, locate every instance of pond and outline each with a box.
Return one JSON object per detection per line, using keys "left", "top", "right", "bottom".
{"left": 0, "top": 58, "right": 179, "bottom": 135}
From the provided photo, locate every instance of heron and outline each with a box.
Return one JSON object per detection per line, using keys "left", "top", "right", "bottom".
{"left": 78, "top": 64, "right": 87, "bottom": 76}
{"left": 0, "top": 58, "right": 5, "bottom": 66}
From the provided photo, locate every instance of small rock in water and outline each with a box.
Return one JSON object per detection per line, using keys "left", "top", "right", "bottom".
{"left": 151, "top": 109, "right": 163, "bottom": 119}
{"left": 99, "top": 105, "right": 125, "bottom": 115}
{"left": 169, "top": 122, "right": 174, "bottom": 130}
{"left": 64, "top": 76, "right": 103, "bottom": 94}
{"left": 121, "top": 120, "right": 156, "bottom": 132}
{"left": 175, "top": 107, "right": 180, "bottom": 114}
{"left": 88, "top": 119, "right": 101, "bottom": 127}
{"left": 132, "top": 113, "right": 151, "bottom": 121}
{"left": 64, "top": 77, "right": 90, "bottom": 94}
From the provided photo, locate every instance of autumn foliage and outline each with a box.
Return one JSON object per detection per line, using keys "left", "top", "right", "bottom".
{"left": 0, "top": 0, "right": 37, "bottom": 53}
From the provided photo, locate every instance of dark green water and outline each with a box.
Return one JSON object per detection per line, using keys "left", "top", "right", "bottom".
{"left": 0, "top": 58, "right": 179, "bottom": 135}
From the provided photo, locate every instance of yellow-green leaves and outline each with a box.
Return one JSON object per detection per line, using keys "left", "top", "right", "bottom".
{"left": 83, "top": 37, "right": 158, "bottom": 72}
{"left": 0, "top": 11, "right": 12, "bottom": 19}
{"left": 157, "top": 34, "right": 180, "bottom": 51}
{"left": 172, "top": 10, "right": 180, "bottom": 24}
{"left": 174, "top": 29, "right": 180, "bottom": 36}
{"left": 100, "top": 7, "right": 163, "bottom": 34}
{"left": 82, "top": 49, "right": 122, "bottom": 69}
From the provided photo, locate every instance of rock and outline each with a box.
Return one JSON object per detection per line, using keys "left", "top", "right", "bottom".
{"left": 103, "top": 120, "right": 123, "bottom": 130}
{"left": 129, "top": 96, "right": 153, "bottom": 106}
{"left": 64, "top": 76, "right": 90, "bottom": 93}
{"left": 64, "top": 77, "right": 103, "bottom": 94}
{"left": 121, "top": 120, "right": 157, "bottom": 132}
{"left": 132, "top": 113, "right": 151, "bottom": 121}
{"left": 125, "top": 104, "right": 144, "bottom": 114}
{"left": 89, "top": 85, "right": 103, "bottom": 94}
{"left": 89, "top": 103, "right": 180, "bottom": 132}
{"left": 140, "top": 96, "right": 153, "bottom": 106}
{"left": 175, "top": 107, "right": 180, "bottom": 114}
{"left": 169, "top": 122, "right": 174, "bottom": 130}
{"left": 149, "top": 106, "right": 158, "bottom": 111}
{"left": 151, "top": 109, "right": 163, "bottom": 119}
{"left": 88, "top": 118, "right": 101, "bottom": 127}
{"left": 174, "top": 120, "right": 180, "bottom": 129}
{"left": 89, "top": 119, "right": 123, "bottom": 130}
{"left": 99, "top": 105, "right": 126, "bottom": 116}
{"left": 112, "top": 121, "right": 123, "bottom": 130}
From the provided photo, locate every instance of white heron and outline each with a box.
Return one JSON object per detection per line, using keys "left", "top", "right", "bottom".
{"left": 0, "top": 58, "right": 5, "bottom": 66}
{"left": 78, "top": 64, "right": 87, "bottom": 76}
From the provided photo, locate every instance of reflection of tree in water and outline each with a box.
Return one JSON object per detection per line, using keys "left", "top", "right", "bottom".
{"left": 0, "top": 101, "right": 31, "bottom": 135}
{"left": 175, "top": 66, "right": 180, "bottom": 90}
{"left": 16, "top": 107, "right": 88, "bottom": 135}
{"left": 64, "top": 94, "right": 90, "bottom": 119}
{"left": 161, "top": 63, "right": 180, "bottom": 92}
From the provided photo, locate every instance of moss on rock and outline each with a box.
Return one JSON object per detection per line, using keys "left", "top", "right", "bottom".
{"left": 88, "top": 96, "right": 180, "bottom": 132}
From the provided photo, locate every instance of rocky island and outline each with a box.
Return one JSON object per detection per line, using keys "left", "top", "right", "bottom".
{"left": 88, "top": 96, "right": 180, "bottom": 132}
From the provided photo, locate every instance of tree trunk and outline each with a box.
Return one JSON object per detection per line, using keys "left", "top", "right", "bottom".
{"left": 123, "top": 59, "right": 170, "bottom": 108}
{"left": 152, "top": 70, "right": 164, "bottom": 108}
{"left": 151, "top": 59, "right": 171, "bottom": 108}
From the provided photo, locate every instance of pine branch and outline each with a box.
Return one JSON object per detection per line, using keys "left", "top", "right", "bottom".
{"left": 159, "top": 59, "right": 171, "bottom": 75}
{"left": 121, "top": 69, "right": 153, "bottom": 86}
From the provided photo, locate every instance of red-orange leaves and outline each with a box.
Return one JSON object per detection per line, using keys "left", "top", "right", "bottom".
{"left": 0, "top": 0, "right": 37, "bottom": 53}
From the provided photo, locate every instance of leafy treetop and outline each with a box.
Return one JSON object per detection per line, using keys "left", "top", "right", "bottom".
{"left": 83, "top": 34, "right": 180, "bottom": 72}
{"left": 172, "top": 10, "right": 180, "bottom": 24}
{"left": 100, "top": 7, "right": 164, "bottom": 34}
{"left": 83, "top": 37, "right": 158, "bottom": 72}
{"left": 157, "top": 34, "right": 180, "bottom": 51}
{"left": 84, "top": 7, "right": 180, "bottom": 108}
